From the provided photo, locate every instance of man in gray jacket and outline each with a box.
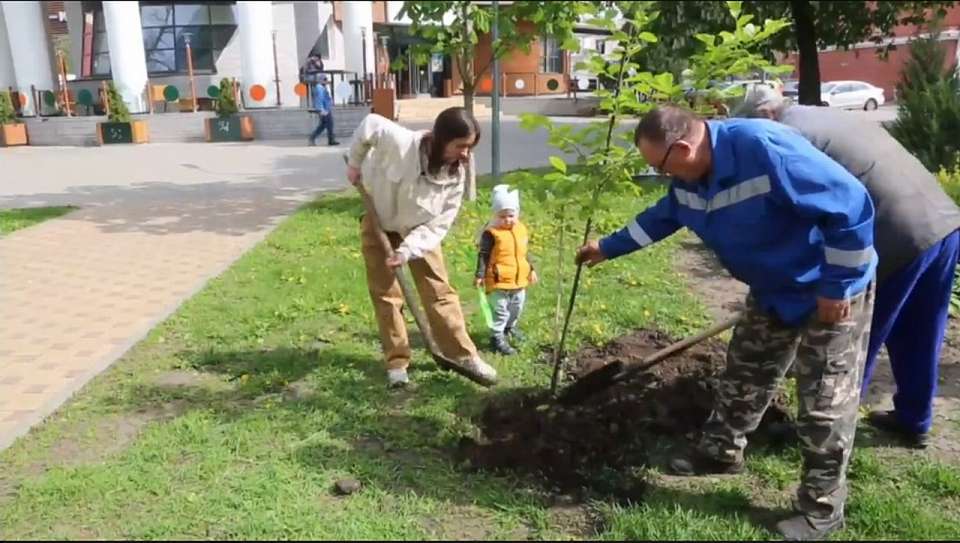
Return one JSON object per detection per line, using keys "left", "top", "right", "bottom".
{"left": 736, "top": 87, "right": 960, "bottom": 448}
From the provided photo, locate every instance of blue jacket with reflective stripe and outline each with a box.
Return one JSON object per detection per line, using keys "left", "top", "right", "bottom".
{"left": 600, "top": 118, "right": 877, "bottom": 325}
{"left": 312, "top": 84, "right": 332, "bottom": 114}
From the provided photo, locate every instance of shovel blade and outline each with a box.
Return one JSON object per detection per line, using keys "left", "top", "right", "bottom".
{"left": 556, "top": 360, "right": 627, "bottom": 406}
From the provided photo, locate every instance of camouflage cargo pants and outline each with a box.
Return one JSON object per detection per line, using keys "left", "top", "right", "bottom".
{"left": 698, "top": 284, "right": 875, "bottom": 521}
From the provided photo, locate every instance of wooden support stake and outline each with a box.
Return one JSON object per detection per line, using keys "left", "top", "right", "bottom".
{"left": 57, "top": 51, "right": 72, "bottom": 117}
{"left": 101, "top": 80, "right": 109, "bottom": 115}
{"left": 186, "top": 41, "right": 198, "bottom": 112}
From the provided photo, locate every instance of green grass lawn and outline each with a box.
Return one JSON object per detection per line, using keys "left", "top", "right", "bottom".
{"left": 0, "top": 206, "right": 77, "bottom": 235}
{"left": 1, "top": 174, "right": 958, "bottom": 540}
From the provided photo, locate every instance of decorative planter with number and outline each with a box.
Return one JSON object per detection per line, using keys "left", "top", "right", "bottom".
{"left": 0, "top": 123, "right": 28, "bottom": 146}
{"left": 204, "top": 115, "right": 254, "bottom": 142}
{"left": 97, "top": 121, "right": 149, "bottom": 145}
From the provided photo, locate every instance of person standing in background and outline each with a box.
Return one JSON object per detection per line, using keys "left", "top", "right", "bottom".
{"left": 309, "top": 74, "right": 339, "bottom": 147}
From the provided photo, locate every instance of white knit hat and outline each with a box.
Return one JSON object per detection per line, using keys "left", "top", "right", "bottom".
{"left": 491, "top": 184, "right": 520, "bottom": 213}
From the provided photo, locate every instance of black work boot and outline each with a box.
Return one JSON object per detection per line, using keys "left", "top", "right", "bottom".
{"left": 668, "top": 449, "right": 744, "bottom": 476}
{"left": 489, "top": 333, "right": 516, "bottom": 355}
{"left": 867, "top": 410, "right": 929, "bottom": 449}
{"left": 505, "top": 327, "right": 526, "bottom": 343}
{"left": 776, "top": 513, "right": 845, "bottom": 541}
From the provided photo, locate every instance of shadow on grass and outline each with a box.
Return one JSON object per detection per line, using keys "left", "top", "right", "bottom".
{"left": 93, "top": 328, "right": 796, "bottom": 536}
{"left": 302, "top": 194, "right": 365, "bottom": 217}
{"left": 99, "top": 343, "right": 540, "bottom": 512}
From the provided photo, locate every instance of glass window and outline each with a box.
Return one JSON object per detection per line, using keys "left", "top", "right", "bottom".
{"left": 146, "top": 49, "right": 176, "bottom": 73}
{"left": 93, "top": 10, "right": 106, "bottom": 31}
{"left": 94, "top": 32, "right": 109, "bottom": 53}
{"left": 177, "top": 47, "right": 213, "bottom": 71}
{"left": 541, "top": 37, "right": 563, "bottom": 74}
{"left": 210, "top": 4, "right": 236, "bottom": 25}
{"left": 143, "top": 28, "right": 175, "bottom": 50}
{"left": 315, "top": 23, "right": 330, "bottom": 59}
{"left": 176, "top": 26, "right": 212, "bottom": 49}
{"left": 175, "top": 4, "right": 210, "bottom": 25}
{"left": 87, "top": 2, "right": 235, "bottom": 77}
{"left": 93, "top": 53, "right": 111, "bottom": 75}
{"left": 140, "top": 4, "right": 173, "bottom": 27}
{"left": 210, "top": 26, "right": 236, "bottom": 50}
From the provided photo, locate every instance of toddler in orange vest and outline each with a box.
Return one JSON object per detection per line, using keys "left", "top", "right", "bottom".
{"left": 474, "top": 184, "right": 538, "bottom": 355}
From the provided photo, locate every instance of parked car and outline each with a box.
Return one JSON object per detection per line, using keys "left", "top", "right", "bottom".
{"left": 782, "top": 79, "right": 799, "bottom": 99}
{"left": 820, "top": 80, "right": 885, "bottom": 110}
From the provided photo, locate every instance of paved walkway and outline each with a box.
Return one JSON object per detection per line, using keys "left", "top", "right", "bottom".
{"left": 0, "top": 118, "right": 570, "bottom": 452}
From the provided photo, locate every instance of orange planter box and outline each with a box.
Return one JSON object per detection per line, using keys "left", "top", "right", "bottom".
{"left": 0, "top": 123, "right": 28, "bottom": 146}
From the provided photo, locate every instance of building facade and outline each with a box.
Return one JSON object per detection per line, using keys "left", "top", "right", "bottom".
{"left": 785, "top": 5, "right": 960, "bottom": 102}
{"left": 0, "top": 0, "right": 588, "bottom": 117}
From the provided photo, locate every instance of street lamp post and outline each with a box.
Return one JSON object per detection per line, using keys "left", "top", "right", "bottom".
{"left": 272, "top": 30, "right": 281, "bottom": 107}
{"left": 492, "top": 0, "right": 501, "bottom": 183}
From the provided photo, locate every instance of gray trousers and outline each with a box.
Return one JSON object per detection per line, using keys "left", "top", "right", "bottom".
{"left": 490, "top": 289, "right": 526, "bottom": 334}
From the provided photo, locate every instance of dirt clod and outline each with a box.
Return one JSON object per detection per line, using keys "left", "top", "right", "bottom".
{"left": 333, "top": 478, "right": 362, "bottom": 496}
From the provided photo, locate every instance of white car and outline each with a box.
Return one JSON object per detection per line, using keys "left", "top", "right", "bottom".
{"left": 820, "top": 81, "right": 886, "bottom": 110}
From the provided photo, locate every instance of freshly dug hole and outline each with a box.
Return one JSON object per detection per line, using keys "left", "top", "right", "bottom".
{"left": 458, "top": 329, "right": 793, "bottom": 498}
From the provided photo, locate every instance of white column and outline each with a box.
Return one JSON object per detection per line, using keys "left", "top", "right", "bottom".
{"left": 342, "top": 1, "right": 374, "bottom": 79}
{"left": 237, "top": 0, "right": 275, "bottom": 108}
{"left": 102, "top": 1, "right": 149, "bottom": 113}
{"left": 1, "top": 0, "right": 54, "bottom": 115}
{"left": 0, "top": 3, "right": 17, "bottom": 89}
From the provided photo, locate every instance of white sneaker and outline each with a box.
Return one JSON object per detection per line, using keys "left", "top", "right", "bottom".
{"left": 387, "top": 368, "right": 410, "bottom": 388}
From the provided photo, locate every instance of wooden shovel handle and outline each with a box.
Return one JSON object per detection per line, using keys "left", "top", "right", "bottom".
{"left": 635, "top": 314, "right": 742, "bottom": 372}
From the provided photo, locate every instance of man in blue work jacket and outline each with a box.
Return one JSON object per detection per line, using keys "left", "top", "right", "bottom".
{"left": 735, "top": 87, "right": 960, "bottom": 450}
{"left": 309, "top": 74, "right": 339, "bottom": 146}
{"left": 576, "top": 105, "right": 877, "bottom": 540}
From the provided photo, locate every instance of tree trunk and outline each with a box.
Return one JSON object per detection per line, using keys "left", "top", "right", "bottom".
{"left": 462, "top": 84, "right": 477, "bottom": 201}
{"left": 463, "top": 88, "right": 475, "bottom": 116}
{"left": 461, "top": 3, "right": 477, "bottom": 201}
{"left": 791, "top": 0, "right": 822, "bottom": 106}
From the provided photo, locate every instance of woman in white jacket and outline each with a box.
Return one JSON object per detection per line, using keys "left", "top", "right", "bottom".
{"left": 345, "top": 107, "right": 497, "bottom": 388}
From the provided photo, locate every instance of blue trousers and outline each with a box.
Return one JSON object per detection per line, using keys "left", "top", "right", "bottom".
{"left": 310, "top": 113, "right": 335, "bottom": 144}
{"left": 861, "top": 230, "right": 959, "bottom": 433}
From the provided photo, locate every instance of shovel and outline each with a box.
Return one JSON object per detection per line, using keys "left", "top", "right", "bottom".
{"left": 347, "top": 160, "right": 496, "bottom": 387}
{"left": 557, "top": 313, "right": 742, "bottom": 405}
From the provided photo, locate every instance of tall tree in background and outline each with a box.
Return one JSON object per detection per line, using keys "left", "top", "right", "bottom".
{"left": 399, "top": 1, "right": 588, "bottom": 200}
{"left": 400, "top": 2, "right": 588, "bottom": 115}
{"left": 634, "top": 1, "right": 957, "bottom": 104}
{"left": 888, "top": 24, "right": 960, "bottom": 171}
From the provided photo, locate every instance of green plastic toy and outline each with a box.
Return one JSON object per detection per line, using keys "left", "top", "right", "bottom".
{"left": 477, "top": 286, "right": 494, "bottom": 328}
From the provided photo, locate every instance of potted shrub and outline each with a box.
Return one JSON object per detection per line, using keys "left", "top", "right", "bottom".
{"left": 0, "top": 90, "right": 27, "bottom": 146}
{"left": 97, "top": 82, "right": 149, "bottom": 145}
{"left": 205, "top": 78, "right": 254, "bottom": 142}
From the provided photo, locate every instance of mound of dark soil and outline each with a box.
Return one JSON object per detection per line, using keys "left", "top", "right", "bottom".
{"left": 458, "top": 329, "right": 793, "bottom": 499}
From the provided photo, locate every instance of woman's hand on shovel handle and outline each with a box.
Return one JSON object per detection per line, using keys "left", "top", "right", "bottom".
{"left": 386, "top": 252, "right": 408, "bottom": 269}
{"left": 575, "top": 240, "right": 607, "bottom": 268}
{"left": 347, "top": 165, "right": 362, "bottom": 187}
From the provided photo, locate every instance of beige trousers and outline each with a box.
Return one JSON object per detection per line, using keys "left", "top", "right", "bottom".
{"left": 360, "top": 214, "right": 478, "bottom": 370}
